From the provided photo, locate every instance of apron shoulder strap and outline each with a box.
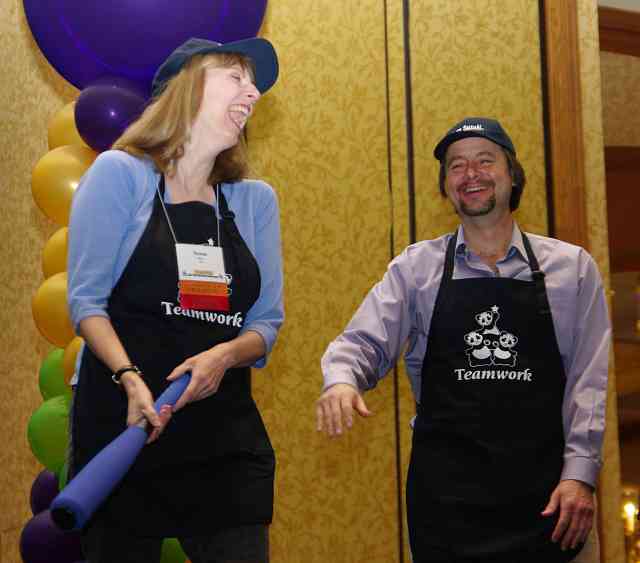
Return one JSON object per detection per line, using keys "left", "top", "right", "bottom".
{"left": 216, "top": 184, "right": 235, "bottom": 220}
{"left": 442, "top": 230, "right": 458, "bottom": 285}
{"left": 521, "top": 233, "right": 551, "bottom": 317}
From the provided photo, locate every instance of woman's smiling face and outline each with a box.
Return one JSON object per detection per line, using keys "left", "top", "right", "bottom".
{"left": 191, "top": 60, "right": 260, "bottom": 151}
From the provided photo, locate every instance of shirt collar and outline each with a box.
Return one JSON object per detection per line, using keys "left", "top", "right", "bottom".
{"left": 454, "top": 222, "right": 529, "bottom": 263}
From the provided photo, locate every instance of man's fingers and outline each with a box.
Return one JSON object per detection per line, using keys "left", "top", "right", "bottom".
{"left": 579, "top": 510, "right": 593, "bottom": 544}
{"left": 316, "top": 402, "right": 325, "bottom": 432}
{"left": 574, "top": 505, "right": 593, "bottom": 547}
{"left": 341, "top": 395, "right": 354, "bottom": 429}
{"left": 322, "top": 399, "right": 334, "bottom": 436}
{"left": 541, "top": 490, "right": 559, "bottom": 516}
{"left": 354, "top": 394, "right": 372, "bottom": 417}
{"left": 316, "top": 385, "right": 369, "bottom": 437}
{"left": 551, "top": 505, "right": 572, "bottom": 544}
{"left": 316, "top": 398, "right": 338, "bottom": 435}
{"left": 560, "top": 511, "right": 581, "bottom": 550}
{"left": 329, "top": 396, "right": 344, "bottom": 436}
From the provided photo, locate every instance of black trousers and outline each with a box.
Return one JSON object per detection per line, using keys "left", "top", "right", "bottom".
{"left": 81, "top": 519, "right": 269, "bottom": 563}
{"left": 407, "top": 502, "right": 582, "bottom": 563}
{"left": 411, "top": 544, "right": 578, "bottom": 563}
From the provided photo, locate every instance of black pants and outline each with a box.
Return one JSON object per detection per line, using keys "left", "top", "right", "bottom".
{"left": 407, "top": 489, "right": 582, "bottom": 563}
{"left": 411, "top": 544, "right": 578, "bottom": 563}
{"left": 81, "top": 520, "right": 269, "bottom": 563}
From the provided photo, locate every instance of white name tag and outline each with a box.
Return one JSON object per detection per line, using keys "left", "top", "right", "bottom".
{"left": 175, "top": 243, "right": 227, "bottom": 282}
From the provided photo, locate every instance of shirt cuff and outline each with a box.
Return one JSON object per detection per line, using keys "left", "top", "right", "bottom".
{"left": 322, "top": 370, "right": 361, "bottom": 392}
{"left": 560, "top": 456, "right": 601, "bottom": 488}
{"left": 71, "top": 307, "right": 109, "bottom": 332}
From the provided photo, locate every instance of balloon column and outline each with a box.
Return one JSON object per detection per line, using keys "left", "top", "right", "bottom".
{"left": 21, "top": 1, "right": 268, "bottom": 561}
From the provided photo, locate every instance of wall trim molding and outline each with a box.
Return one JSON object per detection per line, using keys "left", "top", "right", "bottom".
{"left": 541, "top": 0, "right": 589, "bottom": 249}
{"left": 599, "top": 6, "right": 640, "bottom": 58}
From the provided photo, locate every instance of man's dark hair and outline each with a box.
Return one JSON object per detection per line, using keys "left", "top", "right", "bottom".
{"left": 438, "top": 148, "right": 526, "bottom": 212}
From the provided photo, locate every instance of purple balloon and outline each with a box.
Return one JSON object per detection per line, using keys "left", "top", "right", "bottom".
{"left": 30, "top": 470, "right": 60, "bottom": 515}
{"left": 75, "top": 77, "right": 146, "bottom": 152}
{"left": 24, "top": 0, "right": 267, "bottom": 97}
{"left": 20, "top": 510, "right": 83, "bottom": 563}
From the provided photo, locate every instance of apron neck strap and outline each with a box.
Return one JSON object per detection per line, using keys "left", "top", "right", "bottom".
{"left": 215, "top": 184, "right": 234, "bottom": 220}
{"left": 521, "top": 232, "right": 551, "bottom": 316}
{"left": 156, "top": 177, "right": 234, "bottom": 246}
{"left": 442, "top": 229, "right": 458, "bottom": 283}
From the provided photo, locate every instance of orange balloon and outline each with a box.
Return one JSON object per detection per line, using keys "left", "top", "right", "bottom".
{"left": 31, "top": 145, "right": 97, "bottom": 226}
{"left": 62, "top": 336, "right": 84, "bottom": 385}
{"left": 32, "top": 272, "right": 75, "bottom": 348}
{"left": 42, "top": 227, "right": 69, "bottom": 279}
{"left": 48, "top": 102, "right": 88, "bottom": 150}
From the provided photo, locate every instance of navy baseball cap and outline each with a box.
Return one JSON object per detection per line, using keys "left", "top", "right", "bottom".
{"left": 433, "top": 117, "right": 516, "bottom": 161}
{"left": 151, "top": 37, "right": 279, "bottom": 98}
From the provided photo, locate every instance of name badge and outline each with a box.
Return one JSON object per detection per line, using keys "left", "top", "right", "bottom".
{"left": 175, "top": 243, "right": 230, "bottom": 312}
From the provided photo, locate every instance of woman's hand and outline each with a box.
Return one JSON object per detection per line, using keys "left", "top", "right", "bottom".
{"left": 120, "top": 372, "right": 172, "bottom": 444}
{"left": 166, "top": 343, "right": 235, "bottom": 412}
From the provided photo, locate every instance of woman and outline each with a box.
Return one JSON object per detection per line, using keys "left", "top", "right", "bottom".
{"left": 67, "top": 37, "right": 283, "bottom": 563}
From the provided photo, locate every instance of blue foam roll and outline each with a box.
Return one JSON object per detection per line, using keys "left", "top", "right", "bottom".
{"left": 50, "top": 373, "right": 191, "bottom": 530}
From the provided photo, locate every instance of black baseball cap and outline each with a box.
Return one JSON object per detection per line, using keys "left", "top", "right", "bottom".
{"left": 151, "top": 37, "right": 279, "bottom": 98}
{"left": 433, "top": 117, "right": 516, "bottom": 161}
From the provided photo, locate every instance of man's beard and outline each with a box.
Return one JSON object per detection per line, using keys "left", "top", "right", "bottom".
{"left": 459, "top": 195, "right": 496, "bottom": 217}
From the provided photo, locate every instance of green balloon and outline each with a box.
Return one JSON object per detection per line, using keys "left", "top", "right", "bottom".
{"left": 160, "top": 538, "right": 187, "bottom": 563}
{"left": 39, "top": 348, "right": 70, "bottom": 400}
{"left": 27, "top": 395, "right": 70, "bottom": 473}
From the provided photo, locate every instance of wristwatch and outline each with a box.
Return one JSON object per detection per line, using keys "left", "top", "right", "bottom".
{"left": 112, "top": 364, "right": 143, "bottom": 385}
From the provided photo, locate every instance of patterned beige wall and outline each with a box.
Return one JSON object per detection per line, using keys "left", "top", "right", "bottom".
{"left": 1, "top": 1, "right": 79, "bottom": 562}
{"left": 411, "top": 0, "right": 548, "bottom": 241}
{"left": 579, "top": 2, "right": 626, "bottom": 562}
{"left": 600, "top": 51, "right": 640, "bottom": 147}
{"left": 249, "top": 2, "right": 402, "bottom": 562}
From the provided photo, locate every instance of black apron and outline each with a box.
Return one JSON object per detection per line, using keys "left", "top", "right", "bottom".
{"left": 406, "top": 231, "right": 582, "bottom": 562}
{"left": 72, "top": 177, "right": 275, "bottom": 537}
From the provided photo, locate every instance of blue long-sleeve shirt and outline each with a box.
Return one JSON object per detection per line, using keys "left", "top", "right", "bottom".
{"left": 68, "top": 150, "right": 284, "bottom": 369}
{"left": 322, "top": 224, "right": 611, "bottom": 487}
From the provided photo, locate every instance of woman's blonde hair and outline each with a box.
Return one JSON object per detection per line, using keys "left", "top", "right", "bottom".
{"left": 113, "top": 53, "right": 255, "bottom": 184}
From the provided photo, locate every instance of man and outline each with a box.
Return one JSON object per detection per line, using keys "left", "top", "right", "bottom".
{"left": 316, "top": 118, "right": 610, "bottom": 562}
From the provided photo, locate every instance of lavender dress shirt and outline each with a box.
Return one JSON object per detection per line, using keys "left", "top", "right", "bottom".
{"left": 321, "top": 224, "right": 610, "bottom": 487}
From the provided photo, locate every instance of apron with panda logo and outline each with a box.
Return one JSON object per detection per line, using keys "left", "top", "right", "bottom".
{"left": 406, "top": 231, "right": 582, "bottom": 561}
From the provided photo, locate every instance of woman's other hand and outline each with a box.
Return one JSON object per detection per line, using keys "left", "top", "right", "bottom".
{"left": 166, "top": 343, "right": 234, "bottom": 411}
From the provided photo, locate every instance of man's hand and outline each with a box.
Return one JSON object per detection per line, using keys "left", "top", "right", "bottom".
{"left": 541, "top": 479, "right": 594, "bottom": 550}
{"left": 316, "top": 383, "right": 372, "bottom": 437}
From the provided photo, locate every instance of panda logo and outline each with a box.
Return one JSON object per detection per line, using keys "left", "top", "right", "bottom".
{"left": 499, "top": 332, "right": 518, "bottom": 349}
{"left": 475, "top": 311, "right": 494, "bottom": 327}
{"left": 462, "top": 306, "right": 519, "bottom": 369}
{"left": 493, "top": 331, "right": 518, "bottom": 367}
{"left": 464, "top": 331, "right": 483, "bottom": 346}
{"left": 464, "top": 330, "right": 493, "bottom": 367}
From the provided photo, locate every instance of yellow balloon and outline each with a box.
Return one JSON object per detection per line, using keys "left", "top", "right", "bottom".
{"left": 47, "top": 102, "right": 88, "bottom": 150}
{"left": 63, "top": 336, "right": 84, "bottom": 386}
{"left": 32, "top": 272, "right": 75, "bottom": 348}
{"left": 32, "top": 145, "right": 97, "bottom": 226}
{"left": 42, "top": 227, "right": 69, "bottom": 279}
